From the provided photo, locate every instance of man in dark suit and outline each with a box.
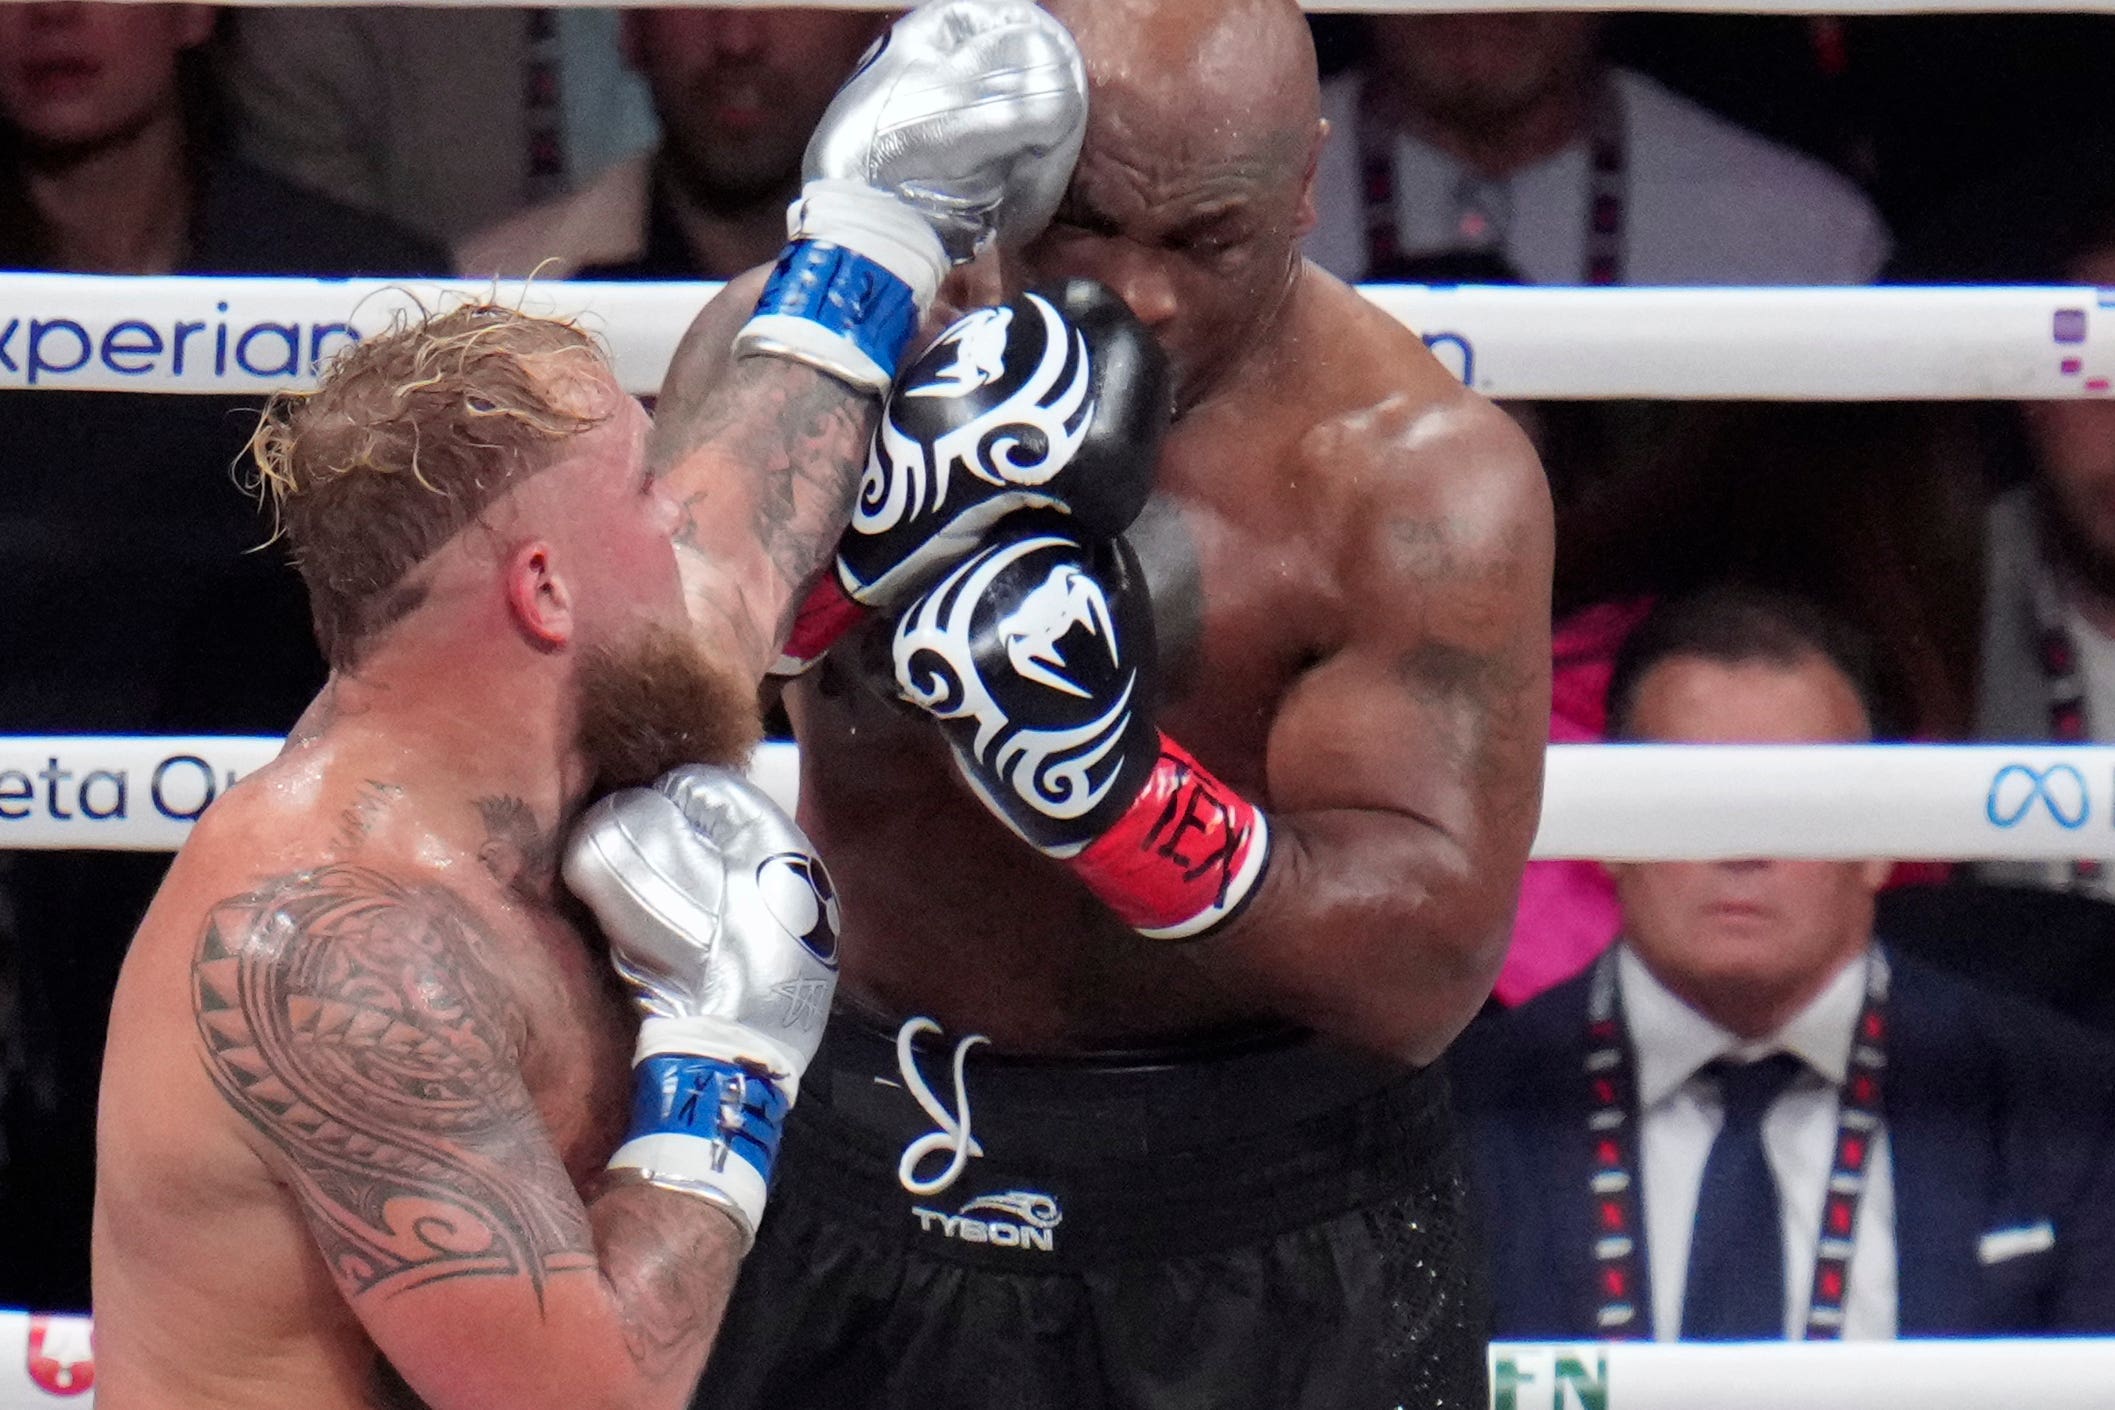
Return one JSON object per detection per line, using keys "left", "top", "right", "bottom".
{"left": 1454, "top": 585, "right": 2115, "bottom": 1341}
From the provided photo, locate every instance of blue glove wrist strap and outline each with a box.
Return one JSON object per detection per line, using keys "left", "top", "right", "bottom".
{"left": 753, "top": 240, "right": 921, "bottom": 383}
{"left": 626, "top": 1053, "right": 790, "bottom": 1188}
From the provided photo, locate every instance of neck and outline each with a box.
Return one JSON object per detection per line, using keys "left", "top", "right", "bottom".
{"left": 1185, "top": 253, "right": 1306, "bottom": 415}
{"left": 1651, "top": 945, "right": 1867, "bottom": 1044}
{"left": 660, "top": 158, "right": 794, "bottom": 279}
{"left": 1381, "top": 71, "right": 1597, "bottom": 180}
{"left": 19, "top": 107, "right": 193, "bottom": 273}
{"left": 300, "top": 628, "right": 589, "bottom": 848}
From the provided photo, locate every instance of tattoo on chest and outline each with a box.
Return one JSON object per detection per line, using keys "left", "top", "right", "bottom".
{"left": 331, "top": 781, "right": 403, "bottom": 855}
{"left": 192, "top": 865, "right": 594, "bottom": 1304}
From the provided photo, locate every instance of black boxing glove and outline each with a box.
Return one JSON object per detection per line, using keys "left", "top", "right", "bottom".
{"left": 771, "top": 280, "right": 1169, "bottom": 676}
{"left": 890, "top": 517, "right": 1271, "bottom": 940}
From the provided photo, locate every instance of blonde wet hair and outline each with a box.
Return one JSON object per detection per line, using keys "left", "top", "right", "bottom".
{"left": 250, "top": 302, "right": 612, "bottom": 668}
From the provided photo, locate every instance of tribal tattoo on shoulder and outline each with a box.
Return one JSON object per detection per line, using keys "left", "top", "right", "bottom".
{"left": 192, "top": 865, "right": 595, "bottom": 1304}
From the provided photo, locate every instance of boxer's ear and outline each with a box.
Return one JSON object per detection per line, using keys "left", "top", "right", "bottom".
{"left": 505, "top": 541, "right": 575, "bottom": 649}
{"left": 1294, "top": 120, "right": 1327, "bottom": 240}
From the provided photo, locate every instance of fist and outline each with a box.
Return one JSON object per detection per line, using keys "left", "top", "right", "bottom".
{"left": 844, "top": 280, "right": 1170, "bottom": 605}
{"left": 807, "top": 0, "right": 1087, "bottom": 261}
{"left": 563, "top": 766, "right": 840, "bottom": 1076}
{"left": 769, "top": 281, "right": 1170, "bottom": 677}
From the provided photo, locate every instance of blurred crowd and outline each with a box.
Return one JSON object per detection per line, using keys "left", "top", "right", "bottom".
{"left": 5, "top": 2, "right": 2115, "bottom": 1341}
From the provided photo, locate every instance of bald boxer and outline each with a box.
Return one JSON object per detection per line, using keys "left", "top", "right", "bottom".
{"left": 675, "top": 1, "right": 1555, "bottom": 1406}
{"left": 89, "top": 6, "right": 1085, "bottom": 1408}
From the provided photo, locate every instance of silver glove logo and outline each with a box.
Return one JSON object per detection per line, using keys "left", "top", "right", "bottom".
{"left": 754, "top": 853, "right": 841, "bottom": 967}
{"left": 894, "top": 534, "right": 1135, "bottom": 828}
{"left": 857, "top": 292, "right": 1093, "bottom": 536}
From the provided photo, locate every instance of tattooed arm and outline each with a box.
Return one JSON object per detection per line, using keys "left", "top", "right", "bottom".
{"left": 193, "top": 865, "right": 741, "bottom": 1410}
{"left": 647, "top": 269, "right": 877, "bottom": 685}
{"left": 1195, "top": 396, "right": 1554, "bottom": 1063}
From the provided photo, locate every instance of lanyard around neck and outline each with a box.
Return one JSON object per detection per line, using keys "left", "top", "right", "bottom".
{"left": 1580, "top": 946, "right": 1890, "bottom": 1340}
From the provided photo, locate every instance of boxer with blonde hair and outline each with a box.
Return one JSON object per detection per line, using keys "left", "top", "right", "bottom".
{"left": 90, "top": 5, "right": 1086, "bottom": 1406}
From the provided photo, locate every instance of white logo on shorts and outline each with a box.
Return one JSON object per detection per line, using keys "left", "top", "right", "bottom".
{"left": 912, "top": 1188, "right": 1063, "bottom": 1254}
{"left": 894, "top": 1016, "right": 988, "bottom": 1197}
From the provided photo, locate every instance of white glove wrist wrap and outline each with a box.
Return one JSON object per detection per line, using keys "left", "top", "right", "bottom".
{"left": 787, "top": 180, "right": 947, "bottom": 311}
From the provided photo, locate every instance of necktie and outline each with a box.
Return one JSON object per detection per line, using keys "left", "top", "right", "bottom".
{"left": 1450, "top": 172, "right": 1512, "bottom": 254}
{"left": 1680, "top": 1052, "right": 1806, "bottom": 1340}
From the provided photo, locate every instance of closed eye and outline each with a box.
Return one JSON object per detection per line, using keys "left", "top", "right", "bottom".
{"left": 1053, "top": 194, "right": 1123, "bottom": 239}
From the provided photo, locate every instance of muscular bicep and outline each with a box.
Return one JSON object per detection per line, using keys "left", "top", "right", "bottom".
{"left": 1266, "top": 426, "right": 1553, "bottom": 905}
{"left": 1188, "top": 406, "right": 1550, "bottom": 1058}
{"left": 191, "top": 867, "right": 739, "bottom": 1409}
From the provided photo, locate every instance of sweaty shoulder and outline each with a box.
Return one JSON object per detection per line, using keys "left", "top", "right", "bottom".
{"left": 141, "top": 743, "right": 449, "bottom": 954}
{"left": 1285, "top": 268, "right": 1548, "bottom": 556}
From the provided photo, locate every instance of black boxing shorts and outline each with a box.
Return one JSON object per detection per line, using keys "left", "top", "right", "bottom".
{"left": 691, "top": 1014, "right": 1487, "bottom": 1410}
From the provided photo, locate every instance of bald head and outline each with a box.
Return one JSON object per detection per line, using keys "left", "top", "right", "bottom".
{"left": 1024, "top": 0, "right": 1324, "bottom": 410}
{"left": 1045, "top": 0, "right": 1319, "bottom": 151}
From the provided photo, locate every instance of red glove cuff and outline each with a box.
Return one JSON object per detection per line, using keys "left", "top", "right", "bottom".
{"left": 770, "top": 572, "right": 869, "bottom": 678}
{"left": 1072, "top": 735, "right": 1271, "bottom": 940}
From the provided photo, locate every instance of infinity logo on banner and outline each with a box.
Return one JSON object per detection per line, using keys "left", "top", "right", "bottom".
{"left": 1986, "top": 762, "right": 2091, "bottom": 829}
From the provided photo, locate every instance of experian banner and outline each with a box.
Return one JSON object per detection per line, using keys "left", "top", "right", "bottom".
{"left": 3, "top": 273, "right": 2109, "bottom": 400}
{"left": 0, "top": 274, "right": 704, "bottom": 398}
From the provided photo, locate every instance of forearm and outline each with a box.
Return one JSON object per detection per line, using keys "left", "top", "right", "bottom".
{"left": 1191, "top": 807, "right": 1523, "bottom": 1063}
{"left": 655, "top": 344, "right": 877, "bottom": 685}
{"left": 373, "top": 1188, "right": 742, "bottom": 1410}
{"left": 582, "top": 1183, "right": 748, "bottom": 1401}
{"left": 392, "top": 1189, "right": 744, "bottom": 1410}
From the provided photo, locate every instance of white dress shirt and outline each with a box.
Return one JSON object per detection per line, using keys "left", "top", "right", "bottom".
{"left": 1619, "top": 945, "right": 1899, "bottom": 1340}
{"left": 1307, "top": 68, "right": 1890, "bottom": 287}
{"left": 2064, "top": 601, "right": 2115, "bottom": 738}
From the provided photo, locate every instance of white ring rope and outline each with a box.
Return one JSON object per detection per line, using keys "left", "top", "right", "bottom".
{"left": 3, "top": 738, "right": 2112, "bottom": 860}
{"left": 2, "top": 274, "right": 2111, "bottom": 401}
{"left": 4, "top": 1314, "right": 2112, "bottom": 1410}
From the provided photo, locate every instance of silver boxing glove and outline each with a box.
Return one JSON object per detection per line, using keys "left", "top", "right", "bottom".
{"left": 804, "top": 0, "right": 1088, "bottom": 262}
{"left": 737, "top": 0, "right": 1088, "bottom": 392}
{"left": 564, "top": 765, "right": 841, "bottom": 1245}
